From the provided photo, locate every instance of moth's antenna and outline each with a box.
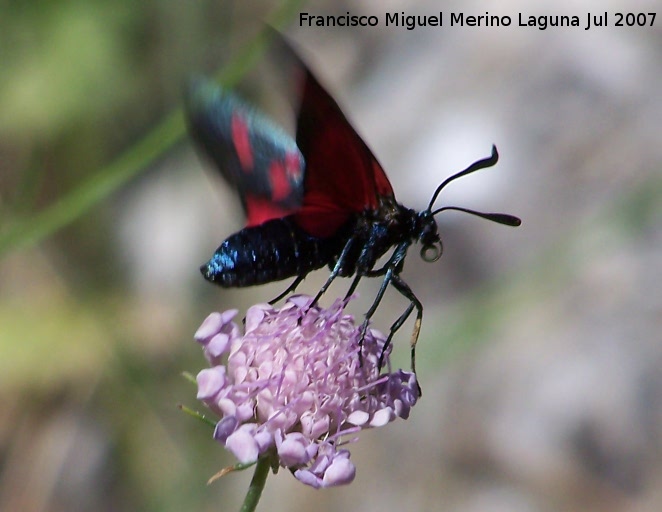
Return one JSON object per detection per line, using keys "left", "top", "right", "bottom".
{"left": 427, "top": 145, "right": 499, "bottom": 212}
{"left": 427, "top": 145, "right": 521, "bottom": 227}
{"left": 431, "top": 206, "right": 521, "bottom": 226}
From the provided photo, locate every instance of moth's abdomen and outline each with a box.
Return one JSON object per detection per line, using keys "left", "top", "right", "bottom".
{"left": 201, "top": 217, "right": 339, "bottom": 287}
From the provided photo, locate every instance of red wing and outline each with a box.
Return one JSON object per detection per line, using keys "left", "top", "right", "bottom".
{"left": 291, "top": 52, "right": 395, "bottom": 238}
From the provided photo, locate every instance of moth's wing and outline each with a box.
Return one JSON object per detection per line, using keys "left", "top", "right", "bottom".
{"left": 185, "top": 77, "right": 305, "bottom": 226}
{"left": 271, "top": 36, "right": 395, "bottom": 238}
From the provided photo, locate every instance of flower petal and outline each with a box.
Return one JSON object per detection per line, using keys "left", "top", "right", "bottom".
{"left": 347, "top": 410, "right": 370, "bottom": 426}
{"left": 194, "top": 312, "right": 224, "bottom": 342}
{"left": 226, "top": 427, "right": 259, "bottom": 464}
{"left": 196, "top": 367, "right": 226, "bottom": 400}
{"left": 214, "top": 416, "right": 238, "bottom": 443}
{"left": 370, "top": 407, "right": 395, "bottom": 427}
{"left": 277, "top": 433, "right": 311, "bottom": 467}
{"left": 322, "top": 455, "right": 356, "bottom": 487}
{"left": 294, "top": 469, "right": 322, "bottom": 489}
{"left": 244, "top": 304, "right": 270, "bottom": 332}
{"left": 206, "top": 332, "right": 230, "bottom": 358}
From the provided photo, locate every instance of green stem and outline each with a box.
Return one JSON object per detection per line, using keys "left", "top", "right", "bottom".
{"left": 239, "top": 456, "right": 270, "bottom": 512}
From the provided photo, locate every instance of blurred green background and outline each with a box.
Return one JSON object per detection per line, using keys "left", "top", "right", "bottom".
{"left": 1, "top": 1, "right": 660, "bottom": 511}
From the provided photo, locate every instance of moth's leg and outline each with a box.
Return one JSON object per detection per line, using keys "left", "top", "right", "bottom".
{"left": 378, "top": 302, "right": 414, "bottom": 370}
{"left": 354, "top": 242, "right": 409, "bottom": 361}
{"left": 362, "top": 265, "right": 387, "bottom": 277}
{"left": 268, "top": 275, "right": 305, "bottom": 305}
{"left": 362, "top": 252, "right": 405, "bottom": 278}
{"left": 357, "top": 266, "right": 394, "bottom": 365}
{"left": 311, "top": 235, "right": 357, "bottom": 307}
{"left": 389, "top": 273, "right": 423, "bottom": 392}
{"left": 343, "top": 274, "right": 362, "bottom": 300}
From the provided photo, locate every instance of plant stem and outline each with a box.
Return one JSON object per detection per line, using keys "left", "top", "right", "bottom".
{"left": 239, "top": 457, "right": 270, "bottom": 512}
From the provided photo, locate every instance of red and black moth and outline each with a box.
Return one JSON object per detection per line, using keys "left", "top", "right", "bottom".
{"left": 185, "top": 34, "right": 521, "bottom": 383}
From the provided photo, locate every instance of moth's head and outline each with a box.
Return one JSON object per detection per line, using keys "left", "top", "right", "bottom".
{"left": 417, "top": 211, "right": 442, "bottom": 263}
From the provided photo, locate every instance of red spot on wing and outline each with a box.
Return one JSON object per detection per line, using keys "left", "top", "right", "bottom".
{"left": 231, "top": 114, "right": 253, "bottom": 172}
{"left": 268, "top": 161, "right": 292, "bottom": 202}
{"left": 245, "top": 194, "right": 296, "bottom": 227}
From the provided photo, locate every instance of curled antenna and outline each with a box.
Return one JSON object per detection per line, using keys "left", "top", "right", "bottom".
{"left": 427, "top": 145, "right": 500, "bottom": 211}
{"left": 427, "top": 145, "right": 521, "bottom": 227}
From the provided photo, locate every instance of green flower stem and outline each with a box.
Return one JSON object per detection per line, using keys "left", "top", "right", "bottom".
{"left": 239, "top": 456, "right": 271, "bottom": 512}
{"left": 0, "top": 0, "right": 305, "bottom": 259}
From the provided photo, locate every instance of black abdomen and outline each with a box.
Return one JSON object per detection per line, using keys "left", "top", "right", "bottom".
{"left": 200, "top": 216, "right": 347, "bottom": 287}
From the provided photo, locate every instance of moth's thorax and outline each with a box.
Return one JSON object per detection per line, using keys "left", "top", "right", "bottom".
{"left": 372, "top": 195, "right": 418, "bottom": 235}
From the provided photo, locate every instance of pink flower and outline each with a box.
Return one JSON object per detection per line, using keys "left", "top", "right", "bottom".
{"left": 194, "top": 295, "right": 418, "bottom": 488}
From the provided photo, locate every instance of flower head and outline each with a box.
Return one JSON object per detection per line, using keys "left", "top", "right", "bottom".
{"left": 194, "top": 295, "right": 418, "bottom": 488}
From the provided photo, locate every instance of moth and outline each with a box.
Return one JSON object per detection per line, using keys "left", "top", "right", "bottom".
{"left": 186, "top": 35, "right": 521, "bottom": 380}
